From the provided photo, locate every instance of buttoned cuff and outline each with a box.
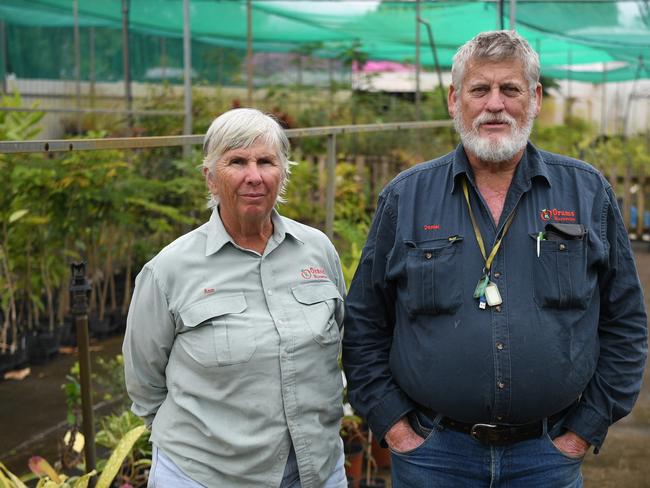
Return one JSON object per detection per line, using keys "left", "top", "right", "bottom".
{"left": 562, "top": 402, "right": 610, "bottom": 453}
{"left": 366, "top": 389, "right": 415, "bottom": 447}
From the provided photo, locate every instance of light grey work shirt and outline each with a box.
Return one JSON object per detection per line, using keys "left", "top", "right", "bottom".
{"left": 123, "top": 208, "right": 346, "bottom": 488}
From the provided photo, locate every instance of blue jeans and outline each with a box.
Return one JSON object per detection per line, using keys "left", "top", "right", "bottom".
{"left": 390, "top": 412, "right": 584, "bottom": 488}
{"left": 148, "top": 442, "right": 346, "bottom": 488}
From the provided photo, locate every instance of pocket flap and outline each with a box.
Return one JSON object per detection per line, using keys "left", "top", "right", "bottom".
{"left": 291, "top": 281, "right": 342, "bottom": 305}
{"left": 179, "top": 293, "right": 247, "bottom": 327}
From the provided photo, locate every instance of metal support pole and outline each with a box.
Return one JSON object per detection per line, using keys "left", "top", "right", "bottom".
{"left": 415, "top": 0, "right": 421, "bottom": 120}
{"left": 70, "top": 262, "right": 95, "bottom": 480}
{"left": 89, "top": 27, "right": 95, "bottom": 107}
{"left": 566, "top": 49, "right": 572, "bottom": 122}
{"left": 73, "top": 0, "right": 82, "bottom": 134}
{"left": 325, "top": 134, "right": 336, "bottom": 240}
{"left": 497, "top": 0, "right": 504, "bottom": 29}
{"left": 623, "top": 55, "right": 644, "bottom": 137}
{"left": 183, "top": 0, "right": 192, "bottom": 159}
{"left": 122, "top": 0, "right": 133, "bottom": 130}
{"left": 246, "top": 0, "right": 253, "bottom": 107}
{"left": 601, "top": 64, "right": 607, "bottom": 134}
{"left": 509, "top": 0, "right": 516, "bottom": 30}
{"left": 0, "top": 21, "right": 7, "bottom": 94}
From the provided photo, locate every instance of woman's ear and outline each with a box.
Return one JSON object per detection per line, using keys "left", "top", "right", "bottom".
{"left": 203, "top": 166, "right": 217, "bottom": 195}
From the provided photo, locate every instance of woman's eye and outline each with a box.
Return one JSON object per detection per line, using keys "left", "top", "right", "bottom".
{"left": 258, "top": 158, "right": 273, "bottom": 165}
{"left": 229, "top": 158, "right": 245, "bottom": 165}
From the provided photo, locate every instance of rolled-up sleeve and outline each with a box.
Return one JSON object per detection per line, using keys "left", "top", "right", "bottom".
{"left": 122, "top": 265, "right": 176, "bottom": 427}
{"left": 342, "top": 193, "right": 415, "bottom": 442}
{"left": 564, "top": 186, "right": 648, "bottom": 450}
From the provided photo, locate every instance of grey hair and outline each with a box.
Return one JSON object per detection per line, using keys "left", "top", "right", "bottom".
{"left": 451, "top": 30, "right": 540, "bottom": 94}
{"left": 202, "top": 108, "right": 292, "bottom": 207}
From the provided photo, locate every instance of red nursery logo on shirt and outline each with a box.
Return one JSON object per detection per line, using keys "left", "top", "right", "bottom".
{"left": 423, "top": 224, "right": 440, "bottom": 230}
{"left": 540, "top": 208, "right": 577, "bottom": 222}
{"left": 301, "top": 266, "right": 328, "bottom": 280}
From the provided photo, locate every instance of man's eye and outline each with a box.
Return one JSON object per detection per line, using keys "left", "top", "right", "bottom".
{"left": 229, "top": 158, "right": 245, "bottom": 165}
{"left": 470, "top": 87, "right": 488, "bottom": 95}
{"left": 502, "top": 86, "right": 521, "bottom": 95}
{"left": 258, "top": 158, "right": 275, "bottom": 165}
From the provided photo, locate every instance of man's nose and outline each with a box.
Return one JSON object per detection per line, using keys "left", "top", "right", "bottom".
{"left": 485, "top": 88, "right": 506, "bottom": 112}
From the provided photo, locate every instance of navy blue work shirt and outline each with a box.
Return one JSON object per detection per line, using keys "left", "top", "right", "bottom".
{"left": 342, "top": 143, "right": 647, "bottom": 450}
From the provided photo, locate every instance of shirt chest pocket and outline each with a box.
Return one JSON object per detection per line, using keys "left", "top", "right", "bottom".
{"left": 530, "top": 234, "right": 593, "bottom": 310}
{"left": 178, "top": 293, "right": 253, "bottom": 367}
{"left": 291, "top": 281, "right": 342, "bottom": 346}
{"left": 404, "top": 236, "right": 464, "bottom": 315}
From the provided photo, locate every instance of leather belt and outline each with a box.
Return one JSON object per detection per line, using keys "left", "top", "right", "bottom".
{"left": 415, "top": 404, "right": 571, "bottom": 447}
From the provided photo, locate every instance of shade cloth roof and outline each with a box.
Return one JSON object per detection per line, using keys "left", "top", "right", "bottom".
{"left": 1, "top": 0, "right": 648, "bottom": 83}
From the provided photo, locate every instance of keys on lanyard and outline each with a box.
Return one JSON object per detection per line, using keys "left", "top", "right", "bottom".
{"left": 462, "top": 178, "right": 512, "bottom": 311}
{"left": 473, "top": 273, "right": 503, "bottom": 309}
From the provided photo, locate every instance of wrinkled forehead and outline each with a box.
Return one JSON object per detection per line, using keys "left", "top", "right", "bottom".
{"left": 462, "top": 57, "right": 528, "bottom": 86}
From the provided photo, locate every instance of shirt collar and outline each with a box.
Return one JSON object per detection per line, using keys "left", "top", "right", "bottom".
{"left": 205, "top": 206, "right": 302, "bottom": 256}
{"left": 451, "top": 141, "right": 551, "bottom": 194}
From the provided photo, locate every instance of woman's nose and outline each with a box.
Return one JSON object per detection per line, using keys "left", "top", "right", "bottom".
{"left": 243, "top": 161, "right": 263, "bottom": 183}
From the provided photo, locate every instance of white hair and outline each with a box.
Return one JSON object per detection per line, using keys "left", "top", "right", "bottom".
{"left": 202, "top": 108, "right": 292, "bottom": 207}
{"left": 451, "top": 30, "right": 540, "bottom": 94}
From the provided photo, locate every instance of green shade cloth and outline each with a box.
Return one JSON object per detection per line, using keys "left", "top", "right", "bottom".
{"left": 1, "top": 0, "right": 648, "bottom": 83}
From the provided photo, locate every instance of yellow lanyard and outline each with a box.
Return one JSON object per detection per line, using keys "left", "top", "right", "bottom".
{"left": 462, "top": 178, "right": 516, "bottom": 274}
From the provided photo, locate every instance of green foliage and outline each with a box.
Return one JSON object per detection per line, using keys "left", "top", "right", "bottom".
{"left": 96, "top": 413, "right": 150, "bottom": 488}
{"left": 95, "top": 425, "right": 147, "bottom": 488}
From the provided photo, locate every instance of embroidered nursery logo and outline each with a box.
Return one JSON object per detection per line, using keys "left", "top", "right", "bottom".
{"left": 300, "top": 266, "right": 328, "bottom": 280}
{"left": 203, "top": 287, "right": 216, "bottom": 295}
{"left": 539, "top": 208, "right": 577, "bottom": 222}
{"left": 423, "top": 224, "right": 440, "bottom": 230}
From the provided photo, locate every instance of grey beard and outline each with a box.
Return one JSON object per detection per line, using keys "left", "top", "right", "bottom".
{"left": 454, "top": 103, "right": 536, "bottom": 164}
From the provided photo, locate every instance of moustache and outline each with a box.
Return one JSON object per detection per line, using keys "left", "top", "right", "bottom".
{"left": 472, "top": 112, "right": 517, "bottom": 129}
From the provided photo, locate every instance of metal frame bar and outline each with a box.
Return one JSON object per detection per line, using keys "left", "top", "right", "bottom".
{"left": 0, "top": 120, "right": 453, "bottom": 154}
{"left": 0, "top": 107, "right": 184, "bottom": 116}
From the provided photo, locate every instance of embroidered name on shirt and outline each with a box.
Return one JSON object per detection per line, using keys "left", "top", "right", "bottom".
{"left": 540, "top": 208, "right": 576, "bottom": 222}
{"left": 423, "top": 224, "right": 440, "bottom": 230}
{"left": 301, "top": 267, "right": 328, "bottom": 280}
{"left": 203, "top": 287, "right": 216, "bottom": 295}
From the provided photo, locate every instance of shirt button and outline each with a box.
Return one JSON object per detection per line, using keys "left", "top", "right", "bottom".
{"left": 496, "top": 342, "right": 504, "bottom": 350}
{"left": 497, "top": 381, "right": 505, "bottom": 389}
{"left": 559, "top": 243, "right": 567, "bottom": 251}
{"left": 425, "top": 252, "right": 432, "bottom": 259}
{"left": 495, "top": 305, "right": 502, "bottom": 312}
{"left": 281, "top": 351, "right": 288, "bottom": 359}
{"left": 493, "top": 272, "right": 501, "bottom": 279}
{"left": 267, "top": 289, "right": 273, "bottom": 295}
{"left": 496, "top": 416, "right": 503, "bottom": 421}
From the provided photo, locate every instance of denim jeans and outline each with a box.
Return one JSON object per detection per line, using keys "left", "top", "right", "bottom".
{"left": 390, "top": 412, "right": 584, "bottom": 488}
{"left": 280, "top": 439, "right": 347, "bottom": 488}
{"left": 148, "top": 442, "right": 347, "bottom": 488}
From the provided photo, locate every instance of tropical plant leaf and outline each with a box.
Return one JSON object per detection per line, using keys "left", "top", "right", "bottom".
{"left": 8, "top": 209, "right": 29, "bottom": 223}
{"left": 95, "top": 425, "right": 147, "bottom": 488}
{"left": 28, "top": 457, "right": 60, "bottom": 484}
{"left": 0, "top": 462, "right": 30, "bottom": 488}
{"left": 71, "top": 471, "right": 96, "bottom": 488}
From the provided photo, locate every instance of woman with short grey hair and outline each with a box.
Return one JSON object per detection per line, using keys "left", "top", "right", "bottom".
{"left": 124, "top": 108, "right": 348, "bottom": 487}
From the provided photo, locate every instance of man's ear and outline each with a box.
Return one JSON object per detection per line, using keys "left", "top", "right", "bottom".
{"left": 533, "top": 82, "right": 543, "bottom": 118}
{"left": 448, "top": 85, "right": 458, "bottom": 118}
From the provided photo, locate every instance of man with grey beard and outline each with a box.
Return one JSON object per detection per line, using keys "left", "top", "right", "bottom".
{"left": 342, "top": 30, "right": 647, "bottom": 487}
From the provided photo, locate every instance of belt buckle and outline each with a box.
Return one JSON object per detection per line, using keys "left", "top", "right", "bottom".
{"left": 470, "top": 423, "right": 498, "bottom": 445}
